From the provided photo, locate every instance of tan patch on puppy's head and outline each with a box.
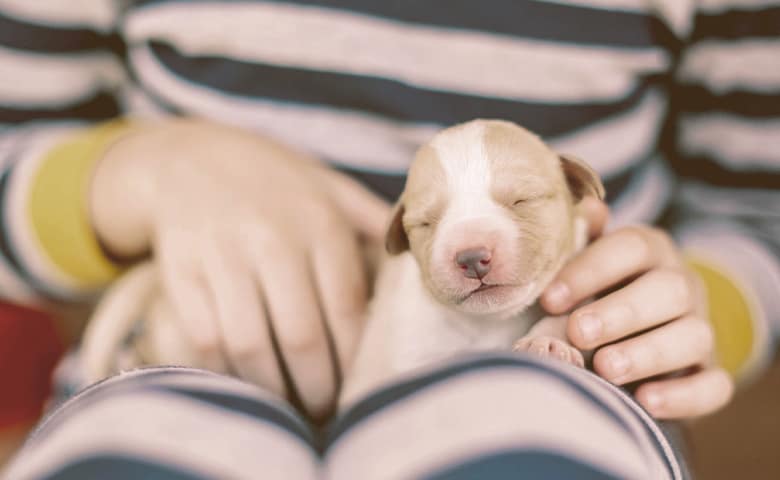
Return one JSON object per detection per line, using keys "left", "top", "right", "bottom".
{"left": 385, "top": 144, "right": 447, "bottom": 257}
{"left": 482, "top": 121, "right": 580, "bottom": 306}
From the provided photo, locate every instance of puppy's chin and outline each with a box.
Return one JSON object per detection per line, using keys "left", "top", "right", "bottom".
{"left": 430, "top": 282, "right": 540, "bottom": 317}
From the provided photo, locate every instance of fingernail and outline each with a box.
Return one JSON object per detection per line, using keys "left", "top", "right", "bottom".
{"left": 577, "top": 313, "right": 602, "bottom": 344}
{"left": 644, "top": 390, "right": 664, "bottom": 412}
{"left": 607, "top": 350, "right": 630, "bottom": 378}
{"left": 545, "top": 282, "right": 570, "bottom": 307}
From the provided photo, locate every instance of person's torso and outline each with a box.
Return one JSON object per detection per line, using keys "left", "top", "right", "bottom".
{"left": 123, "top": 0, "right": 687, "bottom": 225}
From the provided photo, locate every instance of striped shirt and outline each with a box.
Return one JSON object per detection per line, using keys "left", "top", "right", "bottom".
{"left": 0, "top": 0, "right": 778, "bottom": 378}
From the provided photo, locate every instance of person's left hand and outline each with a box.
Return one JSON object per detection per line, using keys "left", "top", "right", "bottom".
{"left": 541, "top": 199, "right": 734, "bottom": 419}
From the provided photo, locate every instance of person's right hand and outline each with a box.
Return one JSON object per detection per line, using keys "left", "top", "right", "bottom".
{"left": 90, "top": 119, "right": 390, "bottom": 417}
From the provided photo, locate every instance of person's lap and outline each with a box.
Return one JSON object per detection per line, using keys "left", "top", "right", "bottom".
{"left": 2, "top": 354, "right": 685, "bottom": 480}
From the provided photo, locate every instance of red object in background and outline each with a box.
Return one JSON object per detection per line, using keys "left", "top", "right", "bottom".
{"left": 0, "top": 301, "right": 64, "bottom": 429}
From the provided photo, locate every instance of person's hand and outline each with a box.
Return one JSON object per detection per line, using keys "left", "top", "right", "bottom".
{"left": 541, "top": 198, "right": 734, "bottom": 419}
{"left": 90, "top": 119, "right": 390, "bottom": 417}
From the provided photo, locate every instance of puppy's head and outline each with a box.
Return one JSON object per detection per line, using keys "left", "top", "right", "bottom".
{"left": 386, "top": 119, "right": 604, "bottom": 316}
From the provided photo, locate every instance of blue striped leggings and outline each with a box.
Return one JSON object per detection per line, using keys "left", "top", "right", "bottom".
{"left": 3, "top": 354, "right": 685, "bottom": 479}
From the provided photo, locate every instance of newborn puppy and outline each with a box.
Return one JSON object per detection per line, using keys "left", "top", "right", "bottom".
{"left": 340, "top": 119, "right": 604, "bottom": 406}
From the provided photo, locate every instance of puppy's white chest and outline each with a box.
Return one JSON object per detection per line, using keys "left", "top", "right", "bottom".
{"left": 391, "top": 301, "right": 536, "bottom": 373}
{"left": 341, "top": 253, "right": 538, "bottom": 406}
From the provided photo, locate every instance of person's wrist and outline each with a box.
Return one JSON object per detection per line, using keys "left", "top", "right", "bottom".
{"left": 90, "top": 123, "right": 162, "bottom": 261}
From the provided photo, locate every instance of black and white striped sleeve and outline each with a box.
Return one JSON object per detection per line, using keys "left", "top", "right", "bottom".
{"left": 667, "top": 0, "right": 780, "bottom": 381}
{"left": 0, "top": 0, "right": 124, "bottom": 125}
{"left": 0, "top": 0, "right": 127, "bottom": 305}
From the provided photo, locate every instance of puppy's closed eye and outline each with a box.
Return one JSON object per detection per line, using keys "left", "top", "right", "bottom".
{"left": 511, "top": 191, "right": 556, "bottom": 207}
{"left": 404, "top": 216, "right": 435, "bottom": 231}
{"left": 408, "top": 221, "right": 431, "bottom": 230}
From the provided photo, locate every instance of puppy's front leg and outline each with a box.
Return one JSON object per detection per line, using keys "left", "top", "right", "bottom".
{"left": 512, "top": 315, "right": 585, "bottom": 368}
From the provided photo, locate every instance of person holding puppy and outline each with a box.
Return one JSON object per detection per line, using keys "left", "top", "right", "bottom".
{"left": 1, "top": 0, "right": 777, "bottom": 478}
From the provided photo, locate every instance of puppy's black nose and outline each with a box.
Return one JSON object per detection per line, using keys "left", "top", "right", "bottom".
{"left": 455, "top": 248, "right": 492, "bottom": 279}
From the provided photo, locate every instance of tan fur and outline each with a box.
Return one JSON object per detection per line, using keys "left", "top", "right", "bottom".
{"left": 386, "top": 144, "right": 447, "bottom": 255}
{"left": 559, "top": 153, "right": 606, "bottom": 202}
{"left": 483, "top": 121, "right": 578, "bottom": 293}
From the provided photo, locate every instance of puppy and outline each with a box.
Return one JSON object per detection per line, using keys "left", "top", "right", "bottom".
{"left": 339, "top": 119, "right": 604, "bottom": 406}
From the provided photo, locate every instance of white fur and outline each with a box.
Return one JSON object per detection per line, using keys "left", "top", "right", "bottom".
{"left": 430, "top": 122, "right": 512, "bottom": 246}
{"left": 340, "top": 252, "right": 540, "bottom": 406}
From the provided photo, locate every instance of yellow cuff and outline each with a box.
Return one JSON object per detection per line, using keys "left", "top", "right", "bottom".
{"left": 687, "top": 257, "right": 757, "bottom": 378}
{"left": 28, "top": 120, "right": 137, "bottom": 289}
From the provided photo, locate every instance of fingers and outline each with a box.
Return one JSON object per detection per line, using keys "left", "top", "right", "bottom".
{"left": 157, "top": 233, "right": 227, "bottom": 372}
{"left": 593, "top": 316, "right": 714, "bottom": 385}
{"left": 578, "top": 197, "right": 609, "bottom": 239}
{"left": 201, "top": 242, "right": 286, "bottom": 397}
{"left": 567, "top": 268, "right": 697, "bottom": 349}
{"left": 82, "top": 262, "right": 158, "bottom": 382}
{"left": 635, "top": 367, "right": 734, "bottom": 419}
{"left": 310, "top": 221, "right": 368, "bottom": 376}
{"left": 247, "top": 229, "right": 336, "bottom": 418}
{"left": 542, "top": 226, "right": 677, "bottom": 314}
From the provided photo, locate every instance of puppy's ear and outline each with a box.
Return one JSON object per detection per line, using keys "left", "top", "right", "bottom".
{"left": 385, "top": 201, "right": 409, "bottom": 254}
{"left": 559, "top": 153, "right": 605, "bottom": 202}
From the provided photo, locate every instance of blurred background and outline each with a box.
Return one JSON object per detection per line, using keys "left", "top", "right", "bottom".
{"left": 688, "top": 357, "right": 780, "bottom": 479}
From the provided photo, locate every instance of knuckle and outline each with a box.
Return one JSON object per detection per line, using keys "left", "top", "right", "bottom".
{"left": 251, "top": 224, "right": 284, "bottom": 246}
{"left": 638, "top": 342, "right": 661, "bottom": 373}
{"left": 311, "top": 207, "right": 348, "bottom": 237}
{"left": 280, "top": 326, "right": 321, "bottom": 356}
{"left": 190, "top": 333, "right": 220, "bottom": 356}
{"left": 312, "top": 204, "right": 340, "bottom": 225}
{"left": 650, "top": 227, "right": 674, "bottom": 250}
{"left": 602, "top": 303, "right": 637, "bottom": 337}
{"left": 635, "top": 387, "right": 658, "bottom": 409}
{"left": 692, "top": 319, "right": 715, "bottom": 355}
{"left": 594, "top": 346, "right": 630, "bottom": 379}
{"left": 330, "top": 296, "right": 366, "bottom": 324}
{"left": 658, "top": 269, "right": 694, "bottom": 310}
{"left": 228, "top": 335, "right": 265, "bottom": 361}
{"left": 247, "top": 224, "right": 295, "bottom": 255}
{"left": 618, "top": 227, "right": 654, "bottom": 263}
{"left": 592, "top": 349, "right": 611, "bottom": 376}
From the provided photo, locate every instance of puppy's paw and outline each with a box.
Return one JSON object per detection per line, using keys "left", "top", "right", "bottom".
{"left": 512, "top": 336, "right": 584, "bottom": 368}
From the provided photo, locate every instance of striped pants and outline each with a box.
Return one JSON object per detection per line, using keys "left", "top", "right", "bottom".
{"left": 3, "top": 354, "right": 686, "bottom": 479}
